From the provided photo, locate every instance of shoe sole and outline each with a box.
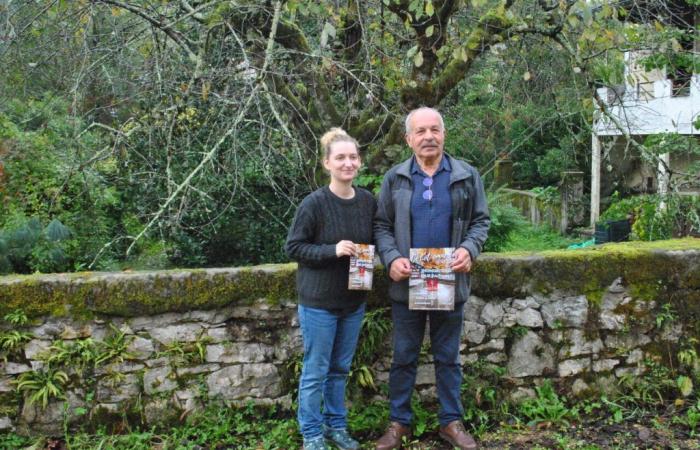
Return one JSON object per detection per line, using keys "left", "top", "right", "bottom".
{"left": 438, "top": 431, "right": 477, "bottom": 450}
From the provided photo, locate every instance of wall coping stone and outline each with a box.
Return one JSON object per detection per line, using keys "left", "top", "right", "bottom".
{"left": 1, "top": 238, "right": 699, "bottom": 319}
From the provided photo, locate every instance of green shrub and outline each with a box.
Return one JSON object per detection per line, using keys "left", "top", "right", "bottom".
{"left": 483, "top": 189, "right": 528, "bottom": 252}
{"left": 600, "top": 193, "right": 700, "bottom": 240}
{"left": 518, "top": 380, "right": 579, "bottom": 427}
{"left": 0, "top": 216, "right": 72, "bottom": 273}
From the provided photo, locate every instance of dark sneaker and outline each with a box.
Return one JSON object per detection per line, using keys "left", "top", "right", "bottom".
{"left": 304, "top": 436, "right": 329, "bottom": 450}
{"left": 323, "top": 427, "right": 360, "bottom": 450}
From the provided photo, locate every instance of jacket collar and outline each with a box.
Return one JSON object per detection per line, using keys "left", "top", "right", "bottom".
{"left": 396, "top": 153, "right": 471, "bottom": 185}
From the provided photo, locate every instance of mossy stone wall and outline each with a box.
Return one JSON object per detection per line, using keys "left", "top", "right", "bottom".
{"left": 1, "top": 238, "right": 699, "bottom": 435}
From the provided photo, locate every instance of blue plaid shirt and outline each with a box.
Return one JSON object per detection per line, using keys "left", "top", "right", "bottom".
{"left": 410, "top": 155, "right": 452, "bottom": 248}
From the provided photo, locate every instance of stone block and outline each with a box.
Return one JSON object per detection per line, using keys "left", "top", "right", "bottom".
{"left": 480, "top": 302, "right": 504, "bottom": 327}
{"left": 593, "top": 359, "right": 619, "bottom": 372}
{"left": 144, "top": 366, "right": 177, "bottom": 395}
{"left": 571, "top": 379, "right": 590, "bottom": 396}
{"left": 625, "top": 349, "right": 644, "bottom": 364}
{"left": 485, "top": 352, "right": 507, "bottom": 363}
{"left": 515, "top": 308, "right": 543, "bottom": 328}
{"left": 0, "top": 416, "right": 14, "bottom": 432}
{"left": 558, "top": 358, "right": 590, "bottom": 377}
{"left": 557, "top": 329, "right": 603, "bottom": 358}
{"left": 149, "top": 323, "right": 205, "bottom": 345}
{"left": 463, "top": 321, "right": 486, "bottom": 344}
{"left": 605, "top": 332, "right": 651, "bottom": 351}
{"left": 23, "top": 339, "right": 51, "bottom": 360}
{"left": 206, "top": 364, "right": 280, "bottom": 400}
{"left": 509, "top": 387, "right": 536, "bottom": 403}
{"left": 541, "top": 295, "right": 588, "bottom": 328}
{"left": 464, "top": 296, "right": 486, "bottom": 321}
{"left": 507, "top": 331, "right": 555, "bottom": 377}
{"left": 176, "top": 364, "right": 221, "bottom": 377}
{"left": 471, "top": 339, "right": 504, "bottom": 353}
{"left": 3, "top": 363, "right": 31, "bottom": 375}
{"left": 126, "top": 336, "right": 155, "bottom": 360}
{"left": 205, "top": 342, "right": 274, "bottom": 364}
{"left": 96, "top": 373, "right": 140, "bottom": 402}
{"left": 511, "top": 297, "right": 540, "bottom": 310}
{"left": 0, "top": 377, "right": 13, "bottom": 393}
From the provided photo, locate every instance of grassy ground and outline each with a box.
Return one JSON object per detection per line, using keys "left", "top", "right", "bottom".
{"left": 2, "top": 397, "right": 699, "bottom": 450}
{"left": 498, "top": 223, "right": 581, "bottom": 252}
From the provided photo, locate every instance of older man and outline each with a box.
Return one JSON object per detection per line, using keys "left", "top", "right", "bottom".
{"left": 374, "top": 107, "right": 490, "bottom": 450}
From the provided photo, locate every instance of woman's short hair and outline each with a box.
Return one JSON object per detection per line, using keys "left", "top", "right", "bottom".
{"left": 320, "top": 127, "right": 359, "bottom": 159}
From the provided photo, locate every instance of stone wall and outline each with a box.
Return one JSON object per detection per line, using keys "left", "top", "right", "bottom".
{"left": 1, "top": 239, "right": 699, "bottom": 434}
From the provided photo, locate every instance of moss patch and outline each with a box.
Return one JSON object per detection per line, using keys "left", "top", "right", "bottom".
{"left": 1, "top": 239, "right": 698, "bottom": 319}
{"left": 471, "top": 238, "right": 700, "bottom": 298}
{"left": 0, "top": 265, "right": 297, "bottom": 319}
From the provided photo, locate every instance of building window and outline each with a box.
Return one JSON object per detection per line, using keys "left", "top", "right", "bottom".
{"left": 671, "top": 69, "right": 692, "bottom": 97}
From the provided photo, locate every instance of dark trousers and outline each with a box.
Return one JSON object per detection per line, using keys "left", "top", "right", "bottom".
{"left": 388, "top": 301, "right": 465, "bottom": 426}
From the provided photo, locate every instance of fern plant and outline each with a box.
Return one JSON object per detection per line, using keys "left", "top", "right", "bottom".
{"left": 95, "top": 324, "right": 134, "bottom": 366}
{"left": 41, "top": 338, "right": 99, "bottom": 371}
{"left": 3, "top": 309, "right": 29, "bottom": 326}
{"left": 0, "top": 331, "right": 33, "bottom": 360}
{"left": 16, "top": 367, "right": 69, "bottom": 408}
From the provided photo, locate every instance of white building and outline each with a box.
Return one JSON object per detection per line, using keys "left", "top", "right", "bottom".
{"left": 591, "top": 50, "right": 700, "bottom": 226}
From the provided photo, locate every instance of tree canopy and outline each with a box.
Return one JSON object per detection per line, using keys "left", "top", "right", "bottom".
{"left": 0, "top": 0, "right": 697, "bottom": 271}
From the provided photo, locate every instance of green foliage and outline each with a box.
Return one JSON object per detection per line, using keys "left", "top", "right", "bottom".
{"left": 0, "top": 308, "right": 33, "bottom": 360}
{"left": 483, "top": 190, "right": 527, "bottom": 252}
{"left": 350, "top": 307, "right": 392, "bottom": 391}
{"left": 158, "top": 335, "right": 212, "bottom": 366}
{"left": 0, "top": 216, "right": 72, "bottom": 274}
{"left": 42, "top": 338, "right": 100, "bottom": 371}
{"left": 518, "top": 381, "right": 579, "bottom": 428}
{"left": 38, "top": 326, "right": 133, "bottom": 372}
{"left": 461, "top": 360, "right": 509, "bottom": 436}
{"left": 3, "top": 309, "right": 29, "bottom": 326}
{"left": 97, "top": 324, "right": 134, "bottom": 366}
{"left": 0, "top": 330, "right": 33, "bottom": 360}
{"left": 0, "top": 97, "right": 121, "bottom": 273}
{"left": 600, "top": 193, "right": 700, "bottom": 241}
{"left": 500, "top": 224, "right": 577, "bottom": 252}
{"left": 15, "top": 366, "right": 69, "bottom": 408}
{"left": 618, "top": 358, "right": 677, "bottom": 405}
{"left": 347, "top": 400, "right": 388, "bottom": 435}
{"left": 411, "top": 395, "right": 439, "bottom": 437}
{"left": 673, "top": 399, "right": 700, "bottom": 436}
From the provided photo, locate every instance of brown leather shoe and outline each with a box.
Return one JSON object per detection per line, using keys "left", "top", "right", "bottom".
{"left": 439, "top": 421, "right": 477, "bottom": 450}
{"left": 375, "top": 421, "right": 411, "bottom": 450}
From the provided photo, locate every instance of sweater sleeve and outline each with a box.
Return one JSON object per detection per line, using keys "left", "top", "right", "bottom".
{"left": 284, "top": 196, "right": 338, "bottom": 266}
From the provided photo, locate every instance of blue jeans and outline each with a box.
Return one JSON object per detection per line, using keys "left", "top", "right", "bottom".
{"left": 389, "top": 301, "right": 465, "bottom": 426}
{"left": 297, "top": 303, "right": 366, "bottom": 441}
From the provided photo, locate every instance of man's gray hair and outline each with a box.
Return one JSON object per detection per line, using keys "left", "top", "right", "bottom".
{"left": 404, "top": 107, "right": 445, "bottom": 134}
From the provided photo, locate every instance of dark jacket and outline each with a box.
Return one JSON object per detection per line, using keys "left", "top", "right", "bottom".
{"left": 374, "top": 153, "right": 490, "bottom": 303}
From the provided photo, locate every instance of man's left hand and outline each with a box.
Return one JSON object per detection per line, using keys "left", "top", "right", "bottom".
{"left": 451, "top": 247, "right": 472, "bottom": 273}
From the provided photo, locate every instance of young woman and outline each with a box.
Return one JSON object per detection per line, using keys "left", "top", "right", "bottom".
{"left": 285, "top": 128, "right": 376, "bottom": 450}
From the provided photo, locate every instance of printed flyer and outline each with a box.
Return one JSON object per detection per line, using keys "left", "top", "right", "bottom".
{"left": 348, "top": 244, "right": 375, "bottom": 290}
{"left": 408, "top": 247, "right": 455, "bottom": 310}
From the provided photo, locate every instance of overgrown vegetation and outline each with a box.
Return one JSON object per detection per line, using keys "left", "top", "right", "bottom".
{"left": 600, "top": 192, "right": 700, "bottom": 240}
{"left": 2, "top": 372, "right": 700, "bottom": 449}
{"left": 0, "top": 0, "right": 696, "bottom": 274}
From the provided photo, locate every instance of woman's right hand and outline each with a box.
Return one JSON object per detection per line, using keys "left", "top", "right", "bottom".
{"left": 335, "top": 240, "right": 357, "bottom": 257}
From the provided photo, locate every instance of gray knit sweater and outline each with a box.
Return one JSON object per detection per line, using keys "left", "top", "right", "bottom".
{"left": 285, "top": 186, "right": 376, "bottom": 311}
